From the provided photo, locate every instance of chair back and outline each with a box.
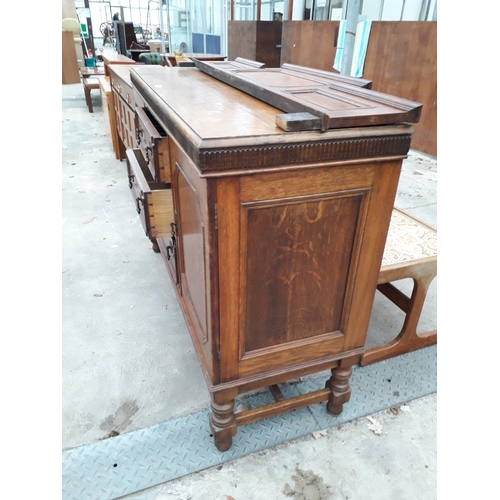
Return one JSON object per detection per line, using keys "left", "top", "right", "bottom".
{"left": 139, "top": 52, "right": 164, "bottom": 65}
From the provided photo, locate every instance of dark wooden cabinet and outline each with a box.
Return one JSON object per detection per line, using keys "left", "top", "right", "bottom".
{"left": 228, "top": 21, "right": 283, "bottom": 68}
{"left": 127, "top": 63, "right": 421, "bottom": 451}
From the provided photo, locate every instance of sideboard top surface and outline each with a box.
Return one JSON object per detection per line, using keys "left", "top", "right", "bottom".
{"left": 131, "top": 66, "right": 288, "bottom": 140}
{"left": 130, "top": 65, "right": 414, "bottom": 173}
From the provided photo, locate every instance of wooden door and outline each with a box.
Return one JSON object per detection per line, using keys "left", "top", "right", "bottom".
{"left": 217, "top": 160, "right": 401, "bottom": 382}
{"left": 169, "top": 140, "right": 219, "bottom": 383}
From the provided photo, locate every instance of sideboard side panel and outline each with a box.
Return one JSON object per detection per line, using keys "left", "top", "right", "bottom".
{"left": 170, "top": 140, "right": 218, "bottom": 383}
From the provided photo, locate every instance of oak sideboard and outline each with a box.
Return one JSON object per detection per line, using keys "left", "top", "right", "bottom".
{"left": 124, "top": 61, "right": 421, "bottom": 450}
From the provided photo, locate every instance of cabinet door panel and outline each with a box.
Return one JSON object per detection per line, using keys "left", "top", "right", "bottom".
{"left": 217, "top": 166, "right": 376, "bottom": 381}
{"left": 243, "top": 192, "right": 362, "bottom": 352}
{"left": 169, "top": 138, "right": 219, "bottom": 384}
{"left": 176, "top": 164, "right": 209, "bottom": 344}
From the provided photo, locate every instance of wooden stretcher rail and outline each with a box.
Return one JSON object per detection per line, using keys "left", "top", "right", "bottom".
{"left": 235, "top": 388, "right": 331, "bottom": 426}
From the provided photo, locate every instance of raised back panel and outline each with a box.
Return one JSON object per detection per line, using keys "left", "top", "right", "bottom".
{"left": 194, "top": 59, "right": 422, "bottom": 131}
{"left": 243, "top": 193, "right": 362, "bottom": 353}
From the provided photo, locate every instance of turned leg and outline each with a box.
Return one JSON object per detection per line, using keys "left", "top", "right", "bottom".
{"left": 209, "top": 390, "right": 237, "bottom": 452}
{"left": 150, "top": 238, "right": 160, "bottom": 253}
{"left": 325, "top": 363, "right": 353, "bottom": 416}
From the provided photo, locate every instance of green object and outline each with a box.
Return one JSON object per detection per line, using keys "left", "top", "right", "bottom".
{"left": 139, "top": 52, "right": 164, "bottom": 65}
{"left": 80, "top": 23, "right": 88, "bottom": 38}
{"left": 84, "top": 57, "right": 95, "bottom": 68}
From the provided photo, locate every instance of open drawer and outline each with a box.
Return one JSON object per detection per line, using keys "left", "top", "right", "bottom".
{"left": 135, "top": 107, "right": 171, "bottom": 184}
{"left": 126, "top": 148, "right": 174, "bottom": 239}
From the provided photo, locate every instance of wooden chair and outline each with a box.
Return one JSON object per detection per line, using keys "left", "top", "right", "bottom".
{"left": 360, "top": 208, "right": 437, "bottom": 365}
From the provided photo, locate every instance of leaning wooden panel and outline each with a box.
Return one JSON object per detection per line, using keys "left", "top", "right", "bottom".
{"left": 360, "top": 21, "right": 436, "bottom": 156}
{"left": 194, "top": 60, "right": 421, "bottom": 131}
{"left": 281, "top": 21, "right": 341, "bottom": 72}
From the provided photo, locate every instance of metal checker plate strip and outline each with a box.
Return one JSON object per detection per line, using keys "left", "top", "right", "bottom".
{"left": 62, "top": 345, "right": 436, "bottom": 500}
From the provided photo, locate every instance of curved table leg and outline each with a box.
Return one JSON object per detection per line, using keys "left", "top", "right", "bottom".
{"left": 360, "top": 272, "right": 437, "bottom": 366}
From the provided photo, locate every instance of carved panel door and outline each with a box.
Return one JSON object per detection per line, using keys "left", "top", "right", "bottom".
{"left": 170, "top": 140, "right": 218, "bottom": 382}
{"left": 217, "top": 161, "right": 400, "bottom": 382}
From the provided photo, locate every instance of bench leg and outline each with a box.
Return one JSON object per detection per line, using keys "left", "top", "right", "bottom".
{"left": 83, "top": 85, "right": 93, "bottom": 113}
{"left": 360, "top": 273, "right": 437, "bottom": 366}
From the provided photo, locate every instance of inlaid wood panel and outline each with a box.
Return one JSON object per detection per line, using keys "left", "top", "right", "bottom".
{"left": 214, "top": 163, "right": 378, "bottom": 380}
{"left": 243, "top": 192, "right": 362, "bottom": 352}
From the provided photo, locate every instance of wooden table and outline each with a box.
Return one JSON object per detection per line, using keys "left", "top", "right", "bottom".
{"left": 79, "top": 67, "right": 105, "bottom": 80}
{"left": 103, "top": 53, "right": 135, "bottom": 76}
{"left": 80, "top": 66, "right": 105, "bottom": 113}
{"left": 127, "top": 62, "right": 422, "bottom": 451}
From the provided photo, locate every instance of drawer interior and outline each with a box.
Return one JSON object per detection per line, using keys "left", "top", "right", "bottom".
{"left": 142, "top": 107, "right": 167, "bottom": 138}
{"left": 127, "top": 148, "right": 174, "bottom": 238}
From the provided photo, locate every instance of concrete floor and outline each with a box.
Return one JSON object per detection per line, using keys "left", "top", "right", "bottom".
{"left": 62, "top": 59, "right": 437, "bottom": 499}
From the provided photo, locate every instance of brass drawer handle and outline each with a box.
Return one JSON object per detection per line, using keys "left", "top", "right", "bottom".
{"left": 128, "top": 174, "right": 134, "bottom": 189}
{"left": 135, "top": 128, "right": 143, "bottom": 145}
{"left": 166, "top": 222, "right": 177, "bottom": 260}
{"left": 135, "top": 196, "right": 144, "bottom": 214}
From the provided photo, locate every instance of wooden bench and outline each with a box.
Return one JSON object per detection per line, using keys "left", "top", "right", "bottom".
{"left": 360, "top": 207, "right": 437, "bottom": 366}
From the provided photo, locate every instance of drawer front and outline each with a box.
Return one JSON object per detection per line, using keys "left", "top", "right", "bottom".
{"left": 111, "top": 75, "right": 134, "bottom": 105}
{"left": 113, "top": 89, "right": 136, "bottom": 150}
{"left": 135, "top": 107, "right": 171, "bottom": 184}
{"left": 126, "top": 149, "right": 174, "bottom": 239}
